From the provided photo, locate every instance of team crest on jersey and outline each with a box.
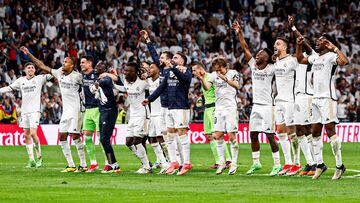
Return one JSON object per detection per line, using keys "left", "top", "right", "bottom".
{"left": 91, "top": 74, "right": 94, "bottom": 79}
{"left": 169, "top": 71, "right": 178, "bottom": 79}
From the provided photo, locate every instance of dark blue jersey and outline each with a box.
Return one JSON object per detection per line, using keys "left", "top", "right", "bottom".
{"left": 146, "top": 42, "right": 169, "bottom": 108}
{"left": 98, "top": 76, "right": 117, "bottom": 111}
{"left": 82, "top": 70, "right": 99, "bottom": 108}
{"left": 148, "top": 66, "right": 192, "bottom": 109}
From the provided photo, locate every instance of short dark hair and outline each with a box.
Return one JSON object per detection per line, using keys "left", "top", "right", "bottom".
{"left": 162, "top": 51, "right": 173, "bottom": 60}
{"left": 262, "top": 48, "right": 273, "bottom": 63}
{"left": 81, "top": 55, "right": 94, "bottom": 64}
{"left": 322, "top": 33, "right": 337, "bottom": 46}
{"left": 176, "top": 52, "right": 187, "bottom": 65}
{"left": 126, "top": 62, "right": 141, "bottom": 77}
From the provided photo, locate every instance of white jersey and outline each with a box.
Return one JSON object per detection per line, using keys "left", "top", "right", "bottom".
{"left": 0, "top": 75, "right": 52, "bottom": 114}
{"left": 208, "top": 69, "right": 240, "bottom": 110}
{"left": 274, "top": 55, "right": 298, "bottom": 102}
{"left": 124, "top": 77, "right": 149, "bottom": 118}
{"left": 295, "top": 63, "right": 314, "bottom": 95}
{"left": 147, "top": 77, "right": 162, "bottom": 117}
{"left": 248, "top": 57, "right": 275, "bottom": 105}
{"left": 51, "top": 68, "right": 83, "bottom": 118}
{"left": 308, "top": 52, "right": 338, "bottom": 99}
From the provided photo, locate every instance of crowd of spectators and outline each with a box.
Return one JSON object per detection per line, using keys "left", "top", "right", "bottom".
{"left": 0, "top": 0, "right": 359, "bottom": 124}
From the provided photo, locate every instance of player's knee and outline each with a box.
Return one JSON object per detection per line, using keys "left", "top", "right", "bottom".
{"left": 125, "top": 137, "right": 134, "bottom": 147}
{"left": 250, "top": 133, "right": 259, "bottom": 141}
{"left": 59, "top": 133, "right": 68, "bottom": 141}
{"left": 133, "top": 137, "right": 143, "bottom": 145}
{"left": 149, "top": 137, "right": 157, "bottom": 144}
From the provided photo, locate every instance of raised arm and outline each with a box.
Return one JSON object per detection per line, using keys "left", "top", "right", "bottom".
{"left": 218, "top": 72, "right": 240, "bottom": 89}
{"left": 296, "top": 36, "right": 310, "bottom": 64}
{"left": 322, "top": 39, "right": 349, "bottom": 66}
{"left": 140, "top": 30, "right": 161, "bottom": 68}
{"left": 288, "top": 16, "right": 312, "bottom": 54}
{"left": 20, "top": 46, "right": 52, "bottom": 73}
{"left": 232, "top": 21, "right": 252, "bottom": 62}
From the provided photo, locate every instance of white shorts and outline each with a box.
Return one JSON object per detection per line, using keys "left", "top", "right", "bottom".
{"left": 214, "top": 109, "right": 238, "bottom": 133}
{"left": 59, "top": 112, "right": 82, "bottom": 134}
{"left": 312, "top": 98, "right": 339, "bottom": 124}
{"left": 249, "top": 104, "right": 275, "bottom": 133}
{"left": 19, "top": 112, "right": 40, "bottom": 129}
{"left": 149, "top": 116, "right": 166, "bottom": 137}
{"left": 275, "top": 101, "right": 295, "bottom": 126}
{"left": 127, "top": 116, "right": 147, "bottom": 137}
{"left": 294, "top": 94, "right": 313, "bottom": 125}
{"left": 166, "top": 109, "right": 190, "bottom": 129}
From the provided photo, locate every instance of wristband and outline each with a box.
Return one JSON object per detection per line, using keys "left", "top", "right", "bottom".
{"left": 224, "top": 77, "right": 228, "bottom": 82}
{"left": 334, "top": 47, "right": 339, "bottom": 52}
{"left": 291, "top": 26, "right": 297, "bottom": 31}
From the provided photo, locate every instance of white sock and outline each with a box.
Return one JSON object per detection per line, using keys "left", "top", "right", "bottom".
{"left": 298, "top": 135, "right": 315, "bottom": 165}
{"left": 289, "top": 133, "right": 300, "bottom": 165}
{"left": 135, "top": 143, "right": 150, "bottom": 168}
{"left": 272, "top": 151, "right": 281, "bottom": 166}
{"left": 216, "top": 139, "right": 225, "bottom": 164}
{"left": 166, "top": 133, "right": 177, "bottom": 163}
{"left": 175, "top": 134, "right": 184, "bottom": 165}
{"left": 74, "top": 138, "right": 87, "bottom": 167}
{"left": 252, "top": 151, "right": 260, "bottom": 165}
{"left": 60, "top": 141, "right": 75, "bottom": 167}
{"left": 128, "top": 145, "right": 140, "bottom": 159}
{"left": 179, "top": 135, "right": 190, "bottom": 164}
{"left": 330, "top": 135, "right": 343, "bottom": 167}
{"left": 278, "top": 133, "right": 293, "bottom": 165}
{"left": 151, "top": 142, "right": 167, "bottom": 164}
{"left": 230, "top": 140, "right": 239, "bottom": 166}
{"left": 34, "top": 142, "right": 42, "bottom": 158}
{"left": 26, "top": 144, "right": 35, "bottom": 161}
{"left": 312, "top": 136, "right": 323, "bottom": 165}
{"left": 307, "top": 134, "right": 315, "bottom": 160}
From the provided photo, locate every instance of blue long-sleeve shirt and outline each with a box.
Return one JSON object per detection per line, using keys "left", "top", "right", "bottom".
{"left": 147, "top": 66, "right": 192, "bottom": 109}
{"left": 82, "top": 70, "right": 99, "bottom": 108}
{"left": 146, "top": 42, "right": 169, "bottom": 108}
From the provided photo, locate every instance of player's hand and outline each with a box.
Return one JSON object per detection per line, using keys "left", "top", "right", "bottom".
{"left": 109, "top": 68, "right": 118, "bottom": 76}
{"left": 216, "top": 71, "right": 227, "bottom": 81}
{"left": 231, "top": 21, "right": 241, "bottom": 33}
{"left": 140, "top": 72, "right": 148, "bottom": 80}
{"left": 322, "top": 39, "right": 337, "bottom": 52}
{"left": 177, "top": 65, "right": 186, "bottom": 73}
{"left": 142, "top": 99, "right": 149, "bottom": 106}
{"left": 193, "top": 71, "right": 203, "bottom": 80}
{"left": 288, "top": 15, "right": 295, "bottom": 27}
{"left": 95, "top": 82, "right": 99, "bottom": 89}
{"left": 139, "top": 30, "right": 149, "bottom": 41}
{"left": 98, "top": 73, "right": 108, "bottom": 80}
{"left": 296, "top": 36, "right": 304, "bottom": 45}
{"left": 20, "top": 46, "right": 30, "bottom": 55}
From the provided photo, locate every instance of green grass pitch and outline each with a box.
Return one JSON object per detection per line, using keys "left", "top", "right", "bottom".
{"left": 1, "top": 143, "right": 359, "bottom": 202}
